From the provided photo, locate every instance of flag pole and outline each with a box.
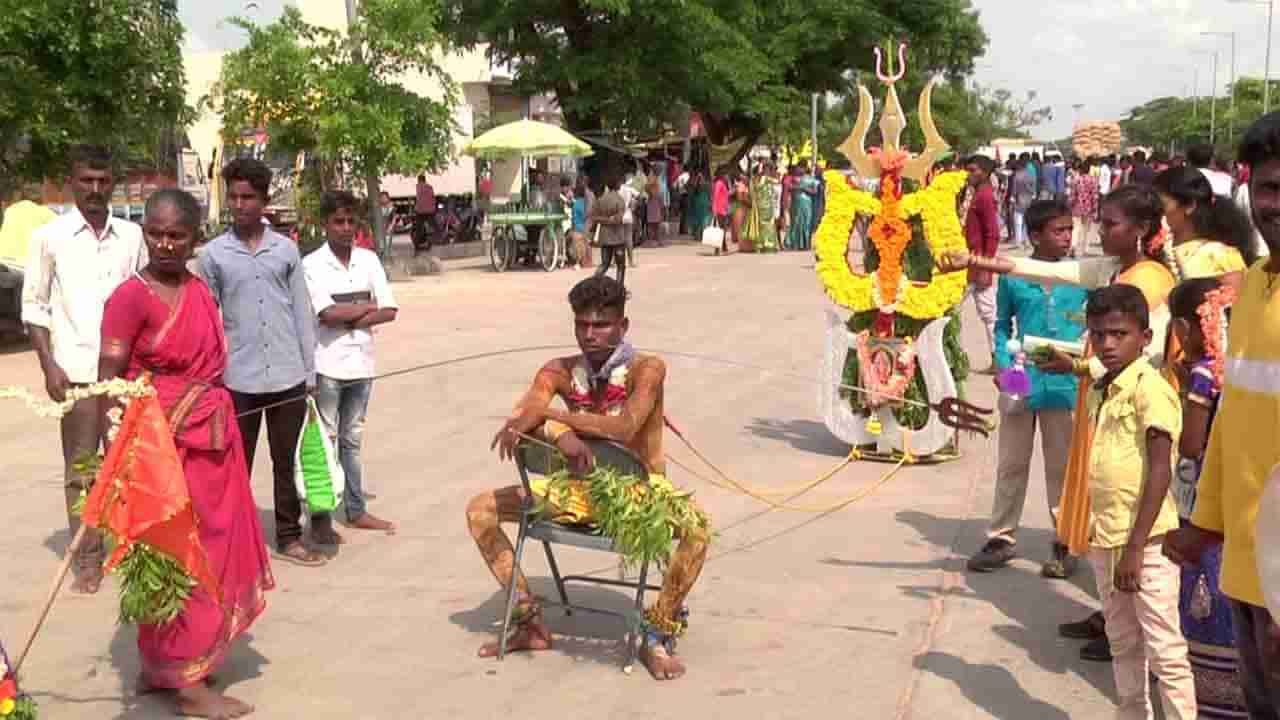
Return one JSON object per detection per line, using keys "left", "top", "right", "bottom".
{"left": 13, "top": 523, "right": 88, "bottom": 676}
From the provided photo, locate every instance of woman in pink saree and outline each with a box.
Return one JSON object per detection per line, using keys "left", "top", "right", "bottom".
{"left": 99, "top": 190, "right": 273, "bottom": 719}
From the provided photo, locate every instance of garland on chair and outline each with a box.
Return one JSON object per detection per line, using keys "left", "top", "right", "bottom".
{"left": 536, "top": 466, "right": 710, "bottom": 570}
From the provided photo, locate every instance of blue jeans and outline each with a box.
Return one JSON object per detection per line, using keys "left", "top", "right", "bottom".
{"left": 315, "top": 375, "right": 372, "bottom": 521}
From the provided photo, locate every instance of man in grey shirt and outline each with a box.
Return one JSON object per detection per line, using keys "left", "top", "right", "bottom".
{"left": 591, "top": 175, "right": 628, "bottom": 286}
{"left": 198, "top": 158, "right": 329, "bottom": 566}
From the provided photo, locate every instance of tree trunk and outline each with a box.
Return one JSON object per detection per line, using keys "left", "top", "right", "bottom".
{"left": 364, "top": 170, "right": 387, "bottom": 259}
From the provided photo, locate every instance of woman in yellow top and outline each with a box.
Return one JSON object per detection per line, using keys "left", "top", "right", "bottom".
{"left": 940, "top": 187, "right": 1180, "bottom": 660}
{"left": 1153, "top": 166, "right": 1255, "bottom": 289}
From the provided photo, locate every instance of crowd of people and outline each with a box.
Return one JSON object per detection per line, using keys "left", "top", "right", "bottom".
{"left": 21, "top": 151, "right": 399, "bottom": 717}
{"left": 942, "top": 112, "right": 1280, "bottom": 719}
{"left": 21, "top": 105, "right": 1280, "bottom": 716}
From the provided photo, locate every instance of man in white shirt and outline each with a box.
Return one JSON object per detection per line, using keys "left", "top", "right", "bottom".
{"left": 22, "top": 144, "right": 146, "bottom": 594}
{"left": 304, "top": 191, "right": 398, "bottom": 534}
{"left": 1097, "top": 156, "right": 1113, "bottom": 196}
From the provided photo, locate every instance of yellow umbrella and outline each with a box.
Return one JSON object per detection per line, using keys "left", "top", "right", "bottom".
{"left": 462, "top": 119, "right": 593, "bottom": 160}
{"left": 0, "top": 201, "right": 57, "bottom": 268}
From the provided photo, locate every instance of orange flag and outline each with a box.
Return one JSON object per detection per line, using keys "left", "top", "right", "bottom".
{"left": 82, "top": 393, "right": 219, "bottom": 600}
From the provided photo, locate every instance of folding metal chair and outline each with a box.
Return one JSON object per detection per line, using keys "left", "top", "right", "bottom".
{"left": 498, "top": 437, "right": 661, "bottom": 671}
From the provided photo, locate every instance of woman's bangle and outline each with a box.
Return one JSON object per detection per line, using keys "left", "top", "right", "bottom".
{"left": 1072, "top": 358, "right": 1091, "bottom": 377}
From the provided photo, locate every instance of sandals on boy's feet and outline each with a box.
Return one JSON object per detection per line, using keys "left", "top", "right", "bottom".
{"left": 273, "top": 541, "right": 327, "bottom": 567}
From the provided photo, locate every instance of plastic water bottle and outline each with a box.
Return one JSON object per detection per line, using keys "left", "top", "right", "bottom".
{"left": 998, "top": 339, "right": 1031, "bottom": 399}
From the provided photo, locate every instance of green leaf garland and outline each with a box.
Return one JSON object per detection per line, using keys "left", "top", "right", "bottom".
{"left": 538, "top": 467, "right": 710, "bottom": 570}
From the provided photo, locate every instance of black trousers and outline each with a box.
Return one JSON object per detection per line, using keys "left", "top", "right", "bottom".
{"left": 596, "top": 245, "right": 626, "bottom": 286}
{"left": 232, "top": 383, "right": 329, "bottom": 549}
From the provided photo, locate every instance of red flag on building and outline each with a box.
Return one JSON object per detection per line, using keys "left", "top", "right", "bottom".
{"left": 82, "top": 394, "right": 218, "bottom": 599}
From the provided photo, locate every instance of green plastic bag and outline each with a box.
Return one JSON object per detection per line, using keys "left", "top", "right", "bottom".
{"left": 293, "top": 397, "right": 344, "bottom": 512}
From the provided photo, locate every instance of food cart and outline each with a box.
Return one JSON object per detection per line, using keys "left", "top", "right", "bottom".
{"left": 462, "top": 119, "right": 593, "bottom": 273}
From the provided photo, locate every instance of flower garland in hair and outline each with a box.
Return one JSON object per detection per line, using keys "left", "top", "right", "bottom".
{"left": 1145, "top": 226, "right": 1183, "bottom": 282}
{"left": 1197, "top": 285, "right": 1236, "bottom": 391}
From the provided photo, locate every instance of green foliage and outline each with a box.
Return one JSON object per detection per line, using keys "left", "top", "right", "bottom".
{"left": 212, "top": 2, "right": 458, "bottom": 181}
{"left": 540, "top": 467, "right": 709, "bottom": 570}
{"left": 8, "top": 695, "right": 38, "bottom": 720}
{"left": 0, "top": 0, "right": 189, "bottom": 197}
{"left": 114, "top": 543, "right": 197, "bottom": 626}
{"left": 442, "top": 0, "right": 986, "bottom": 161}
{"left": 1120, "top": 78, "right": 1274, "bottom": 158}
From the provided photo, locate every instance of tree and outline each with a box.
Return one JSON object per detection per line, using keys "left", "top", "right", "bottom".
{"left": 442, "top": 0, "right": 987, "bottom": 171}
{"left": 0, "top": 0, "right": 188, "bottom": 201}
{"left": 211, "top": 1, "right": 457, "bottom": 256}
{"left": 1121, "top": 76, "right": 1279, "bottom": 158}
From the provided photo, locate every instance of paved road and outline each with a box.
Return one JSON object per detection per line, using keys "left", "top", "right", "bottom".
{"left": 0, "top": 243, "right": 1112, "bottom": 718}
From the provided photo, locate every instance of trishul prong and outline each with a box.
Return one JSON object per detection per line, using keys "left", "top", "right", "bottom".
{"left": 838, "top": 84, "right": 882, "bottom": 181}
{"left": 875, "top": 43, "right": 907, "bottom": 84}
{"left": 901, "top": 77, "right": 951, "bottom": 184}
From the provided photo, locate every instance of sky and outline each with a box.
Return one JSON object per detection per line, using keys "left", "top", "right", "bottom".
{"left": 180, "top": 0, "right": 1277, "bottom": 141}
{"left": 971, "top": 0, "right": 1276, "bottom": 139}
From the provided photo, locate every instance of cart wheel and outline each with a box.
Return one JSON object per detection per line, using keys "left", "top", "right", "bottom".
{"left": 490, "top": 227, "right": 513, "bottom": 272}
{"left": 539, "top": 229, "right": 560, "bottom": 272}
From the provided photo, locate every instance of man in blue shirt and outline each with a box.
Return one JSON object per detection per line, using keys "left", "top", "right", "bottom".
{"left": 1042, "top": 153, "right": 1067, "bottom": 201}
{"left": 198, "top": 158, "right": 327, "bottom": 567}
{"left": 968, "top": 200, "right": 1087, "bottom": 579}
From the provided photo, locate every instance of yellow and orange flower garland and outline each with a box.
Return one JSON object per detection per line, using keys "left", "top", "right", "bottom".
{"left": 815, "top": 169, "right": 969, "bottom": 320}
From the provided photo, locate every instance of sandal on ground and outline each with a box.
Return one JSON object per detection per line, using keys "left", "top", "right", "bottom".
{"left": 273, "top": 541, "right": 327, "bottom": 567}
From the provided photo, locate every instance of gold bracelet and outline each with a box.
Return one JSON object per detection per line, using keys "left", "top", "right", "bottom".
{"left": 1072, "top": 359, "right": 1091, "bottom": 377}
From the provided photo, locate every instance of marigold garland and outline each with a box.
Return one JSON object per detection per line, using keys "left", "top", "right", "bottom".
{"left": 815, "top": 169, "right": 968, "bottom": 319}
{"left": 1198, "top": 286, "right": 1235, "bottom": 391}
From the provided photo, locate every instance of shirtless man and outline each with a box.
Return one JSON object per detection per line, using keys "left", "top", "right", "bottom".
{"left": 466, "top": 275, "right": 708, "bottom": 681}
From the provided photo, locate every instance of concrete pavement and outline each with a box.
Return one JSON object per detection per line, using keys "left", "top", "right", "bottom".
{"left": 0, "top": 243, "right": 1113, "bottom": 718}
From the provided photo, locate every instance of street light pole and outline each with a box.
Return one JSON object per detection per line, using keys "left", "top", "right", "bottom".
{"left": 1227, "top": 0, "right": 1273, "bottom": 114}
{"left": 1202, "top": 32, "right": 1237, "bottom": 145}
{"left": 1211, "top": 51, "right": 1220, "bottom": 146}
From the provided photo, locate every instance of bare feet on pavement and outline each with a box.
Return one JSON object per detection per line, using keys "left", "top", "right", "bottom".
{"left": 640, "top": 644, "right": 687, "bottom": 681}
{"left": 347, "top": 512, "right": 396, "bottom": 533}
{"left": 174, "top": 683, "right": 254, "bottom": 719}
{"left": 477, "top": 620, "right": 553, "bottom": 658}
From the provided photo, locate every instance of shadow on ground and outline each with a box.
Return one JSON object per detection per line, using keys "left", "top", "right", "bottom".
{"left": 449, "top": 578, "right": 647, "bottom": 670}
{"left": 821, "top": 509, "right": 1113, "bottom": 717}
{"left": 744, "top": 417, "right": 852, "bottom": 457}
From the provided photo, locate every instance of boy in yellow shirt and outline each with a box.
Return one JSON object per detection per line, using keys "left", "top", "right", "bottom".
{"left": 1084, "top": 284, "right": 1195, "bottom": 719}
{"left": 1165, "top": 111, "right": 1280, "bottom": 717}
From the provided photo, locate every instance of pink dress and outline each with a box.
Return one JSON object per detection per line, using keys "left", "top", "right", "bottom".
{"left": 712, "top": 178, "right": 730, "bottom": 218}
{"left": 101, "top": 275, "right": 274, "bottom": 689}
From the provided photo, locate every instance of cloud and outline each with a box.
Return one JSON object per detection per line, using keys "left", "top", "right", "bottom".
{"left": 971, "top": 0, "right": 1268, "bottom": 138}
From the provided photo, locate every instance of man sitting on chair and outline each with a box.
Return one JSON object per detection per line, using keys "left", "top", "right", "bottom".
{"left": 466, "top": 275, "right": 709, "bottom": 681}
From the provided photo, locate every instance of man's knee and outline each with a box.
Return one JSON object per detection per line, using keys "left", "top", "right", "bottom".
{"left": 466, "top": 492, "right": 498, "bottom": 534}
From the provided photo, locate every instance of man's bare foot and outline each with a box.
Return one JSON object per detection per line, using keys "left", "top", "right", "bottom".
{"left": 477, "top": 620, "right": 553, "bottom": 658}
{"left": 69, "top": 570, "right": 103, "bottom": 595}
{"left": 640, "top": 643, "right": 686, "bottom": 681}
{"left": 347, "top": 512, "right": 396, "bottom": 533}
{"left": 174, "top": 684, "right": 253, "bottom": 718}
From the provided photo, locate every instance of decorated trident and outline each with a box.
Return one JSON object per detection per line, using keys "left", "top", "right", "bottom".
{"left": 837, "top": 42, "right": 951, "bottom": 184}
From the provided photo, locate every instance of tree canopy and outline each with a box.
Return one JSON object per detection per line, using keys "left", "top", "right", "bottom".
{"left": 211, "top": 0, "right": 458, "bottom": 254}
{"left": 0, "top": 0, "right": 188, "bottom": 198}
{"left": 442, "top": 0, "right": 988, "bottom": 162}
{"left": 1120, "top": 77, "right": 1275, "bottom": 158}
{"left": 212, "top": 1, "right": 457, "bottom": 182}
